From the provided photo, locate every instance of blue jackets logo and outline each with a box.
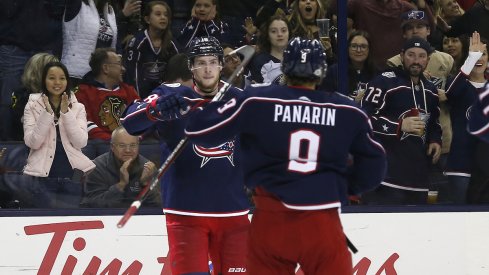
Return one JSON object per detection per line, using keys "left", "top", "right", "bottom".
{"left": 193, "top": 140, "right": 236, "bottom": 167}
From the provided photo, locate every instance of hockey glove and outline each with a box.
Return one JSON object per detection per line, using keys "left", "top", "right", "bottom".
{"left": 147, "top": 93, "right": 190, "bottom": 121}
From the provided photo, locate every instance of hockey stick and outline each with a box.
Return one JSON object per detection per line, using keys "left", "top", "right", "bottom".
{"left": 117, "top": 45, "right": 256, "bottom": 228}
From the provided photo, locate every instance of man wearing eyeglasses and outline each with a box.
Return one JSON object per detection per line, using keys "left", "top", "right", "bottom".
{"left": 81, "top": 126, "right": 160, "bottom": 208}
{"left": 75, "top": 48, "right": 140, "bottom": 141}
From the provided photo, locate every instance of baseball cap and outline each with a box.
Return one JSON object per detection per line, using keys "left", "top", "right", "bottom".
{"left": 402, "top": 37, "right": 434, "bottom": 55}
{"left": 401, "top": 10, "right": 429, "bottom": 28}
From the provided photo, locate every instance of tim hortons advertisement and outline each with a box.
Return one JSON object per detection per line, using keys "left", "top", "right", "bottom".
{"left": 0, "top": 212, "right": 488, "bottom": 275}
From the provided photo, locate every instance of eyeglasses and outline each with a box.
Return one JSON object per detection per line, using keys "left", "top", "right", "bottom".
{"left": 224, "top": 54, "right": 240, "bottom": 63}
{"left": 112, "top": 143, "right": 138, "bottom": 150}
{"left": 349, "top": 43, "right": 369, "bottom": 51}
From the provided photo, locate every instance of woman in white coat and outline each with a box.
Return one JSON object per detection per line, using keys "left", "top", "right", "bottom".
{"left": 61, "top": 0, "right": 117, "bottom": 86}
{"left": 23, "top": 62, "right": 95, "bottom": 208}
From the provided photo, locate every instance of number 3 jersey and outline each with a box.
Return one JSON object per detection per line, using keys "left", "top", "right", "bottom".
{"left": 185, "top": 84, "right": 387, "bottom": 210}
{"left": 121, "top": 83, "right": 250, "bottom": 217}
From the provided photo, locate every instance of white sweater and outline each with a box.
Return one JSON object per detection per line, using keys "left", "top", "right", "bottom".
{"left": 61, "top": 0, "right": 117, "bottom": 79}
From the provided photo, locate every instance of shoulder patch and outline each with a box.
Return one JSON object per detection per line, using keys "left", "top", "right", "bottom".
{"left": 381, "top": 71, "right": 396, "bottom": 78}
{"left": 128, "top": 37, "right": 136, "bottom": 47}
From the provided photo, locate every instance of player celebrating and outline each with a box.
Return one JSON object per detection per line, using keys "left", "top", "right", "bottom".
{"left": 180, "top": 38, "right": 387, "bottom": 274}
{"left": 120, "top": 37, "right": 249, "bottom": 275}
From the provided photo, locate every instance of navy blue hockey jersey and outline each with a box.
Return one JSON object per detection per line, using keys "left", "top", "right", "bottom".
{"left": 123, "top": 30, "right": 179, "bottom": 99}
{"left": 185, "top": 84, "right": 386, "bottom": 210}
{"left": 120, "top": 82, "right": 249, "bottom": 217}
{"left": 444, "top": 72, "right": 480, "bottom": 176}
{"left": 468, "top": 82, "right": 489, "bottom": 143}
{"left": 361, "top": 68, "right": 442, "bottom": 190}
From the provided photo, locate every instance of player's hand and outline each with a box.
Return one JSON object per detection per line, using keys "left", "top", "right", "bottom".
{"left": 148, "top": 93, "right": 190, "bottom": 121}
{"left": 117, "top": 158, "right": 132, "bottom": 191}
{"left": 401, "top": 116, "right": 425, "bottom": 136}
{"left": 427, "top": 142, "right": 441, "bottom": 164}
{"left": 42, "top": 94, "right": 53, "bottom": 114}
{"left": 140, "top": 161, "right": 156, "bottom": 183}
{"left": 60, "top": 92, "right": 69, "bottom": 114}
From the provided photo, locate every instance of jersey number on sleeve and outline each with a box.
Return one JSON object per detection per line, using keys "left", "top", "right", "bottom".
{"left": 364, "top": 87, "right": 382, "bottom": 104}
{"left": 288, "top": 130, "right": 320, "bottom": 173}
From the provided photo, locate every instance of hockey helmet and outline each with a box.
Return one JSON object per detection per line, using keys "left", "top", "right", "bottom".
{"left": 282, "top": 37, "right": 327, "bottom": 80}
{"left": 187, "top": 36, "right": 224, "bottom": 65}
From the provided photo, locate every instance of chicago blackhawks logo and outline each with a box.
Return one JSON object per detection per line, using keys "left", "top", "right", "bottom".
{"left": 193, "top": 140, "right": 235, "bottom": 167}
{"left": 98, "top": 96, "right": 127, "bottom": 131}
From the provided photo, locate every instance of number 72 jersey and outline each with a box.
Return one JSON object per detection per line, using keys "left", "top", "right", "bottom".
{"left": 185, "top": 84, "right": 387, "bottom": 210}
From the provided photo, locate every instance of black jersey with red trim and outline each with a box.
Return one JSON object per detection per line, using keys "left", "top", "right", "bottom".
{"left": 360, "top": 68, "right": 442, "bottom": 190}
{"left": 185, "top": 83, "right": 386, "bottom": 210}
{"left": 120, "top": 82, "right": 250, "bottom": 217}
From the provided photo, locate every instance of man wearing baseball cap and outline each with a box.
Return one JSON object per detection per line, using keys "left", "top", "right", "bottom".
{"left": 387, "top": 10, "right": 454, "bottom": 204}
{"left": 360, "top": 36, "right": 442, "bottom": 205}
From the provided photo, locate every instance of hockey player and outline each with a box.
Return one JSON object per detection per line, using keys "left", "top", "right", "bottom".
{"left": 361, "top": 37, "right": 442, "bottom": 205}
{"left": 181, "top": 38, "right": 387, "bottom": 274}
{"left": 120, "top": 36, "right": 249, "bottom": 275}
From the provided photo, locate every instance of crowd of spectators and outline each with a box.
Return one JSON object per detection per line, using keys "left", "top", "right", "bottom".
{"left": 0, "top": 0, "right": 489, "bottom": 208}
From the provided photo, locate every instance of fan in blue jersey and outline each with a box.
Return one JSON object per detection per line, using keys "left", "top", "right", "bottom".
{"left": 442, "top": 31, "right": 487, "bottom": 204}
{"left": 469, "top": 84, "right": 489, "bottom": 142}
{"left": 183, "top": 37, "right": 387, "bottom": 274}
{"left": 360, "top": 37, "right": 442, "bottom": 205}
{"left": 120, "top": 36, "right": 249, "bottom": 275}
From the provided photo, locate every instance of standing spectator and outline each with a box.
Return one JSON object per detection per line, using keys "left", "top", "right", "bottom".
{"left": 445, "top": 0, "right": 489, "bottom": 41}
{"left": 320, "top": 30, "right": 377, "bottom": 102}
{"left": 75, "top": 48, "right": 140, "bottom": 141}
{"left": 124, "top": 1, "right": 179, "bottom": 98}
{"left": 113, "top": 0, "right": 143, "bottom": 51}
{"left": 442, "top": 34, "right": 469, "bottom": 74}
{"left": 81, "top": 126, "right": 160, "bottom": 208}
{"left": 184, "top": 37, "right": 387, "bottom": 274}
{"left": 347, "top": 0, "right": 433, "bottom": 71}
{"left": 442, "top": 32, "right": 487, "bottom": 203}
{"left": 0, "top": 0, "right": 65, "bottom": 141}
{"left": 61, "top": 0, "right": 118, "bottom": 86}
{"left": 430, "top": 0, "right": 464, "bottom": 50}
{"left": 361, "top": 37, "right": 442, "bottom": 205}
{"left": 177, "top": 0, "right": 231, "bottom": 49}
{"left": 386, "top": 10, "right": 454, "bottom": 196}
{"left": 23, "top": 62, "right": 95, "bottom": 208}
{"left": 248, "top": 15, "right": 290, "bottom": 84}
{"left": 121, "top": 37, "right": 249, "bottom": 275}
{"left": 11, "top": 53, "right": 59, "bottom": 141}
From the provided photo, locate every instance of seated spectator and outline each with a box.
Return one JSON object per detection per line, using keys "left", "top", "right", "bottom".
{"left": 81, "top": 126, "right": 160, "bottom": 208}
{"left": 177, "top": 0, "right": 231, "bottom": 49}
{"left": 320, "top": 30, "right": 377, "bottom": 102}
{"left": 113, "top": 0, "right": 142, "bottom": 51}
{"left": 430, "top": 0, "right": 464, "bottom": 50}
{"left": 124, "top": 1, "right": 179, "bottom": 98}
{"left": 445, "top": 0, "right": 489, "bottom": 43}
{"left": 248, "top": 14, "right": 290, "bottom": 84}
{"left": 23, "top": 62, "right": 95, "bottom": 208}
{"left": 11, "top": 53, "right": 59, "bottom": 141}
{"left": 61, "top": 0, "right": 118, "bottom": 86}
{"left": 163, "top": 53, "right": 193, "bottom": 87}
{"left": 75, "top": 48, "right": 140, "bottom": 141}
